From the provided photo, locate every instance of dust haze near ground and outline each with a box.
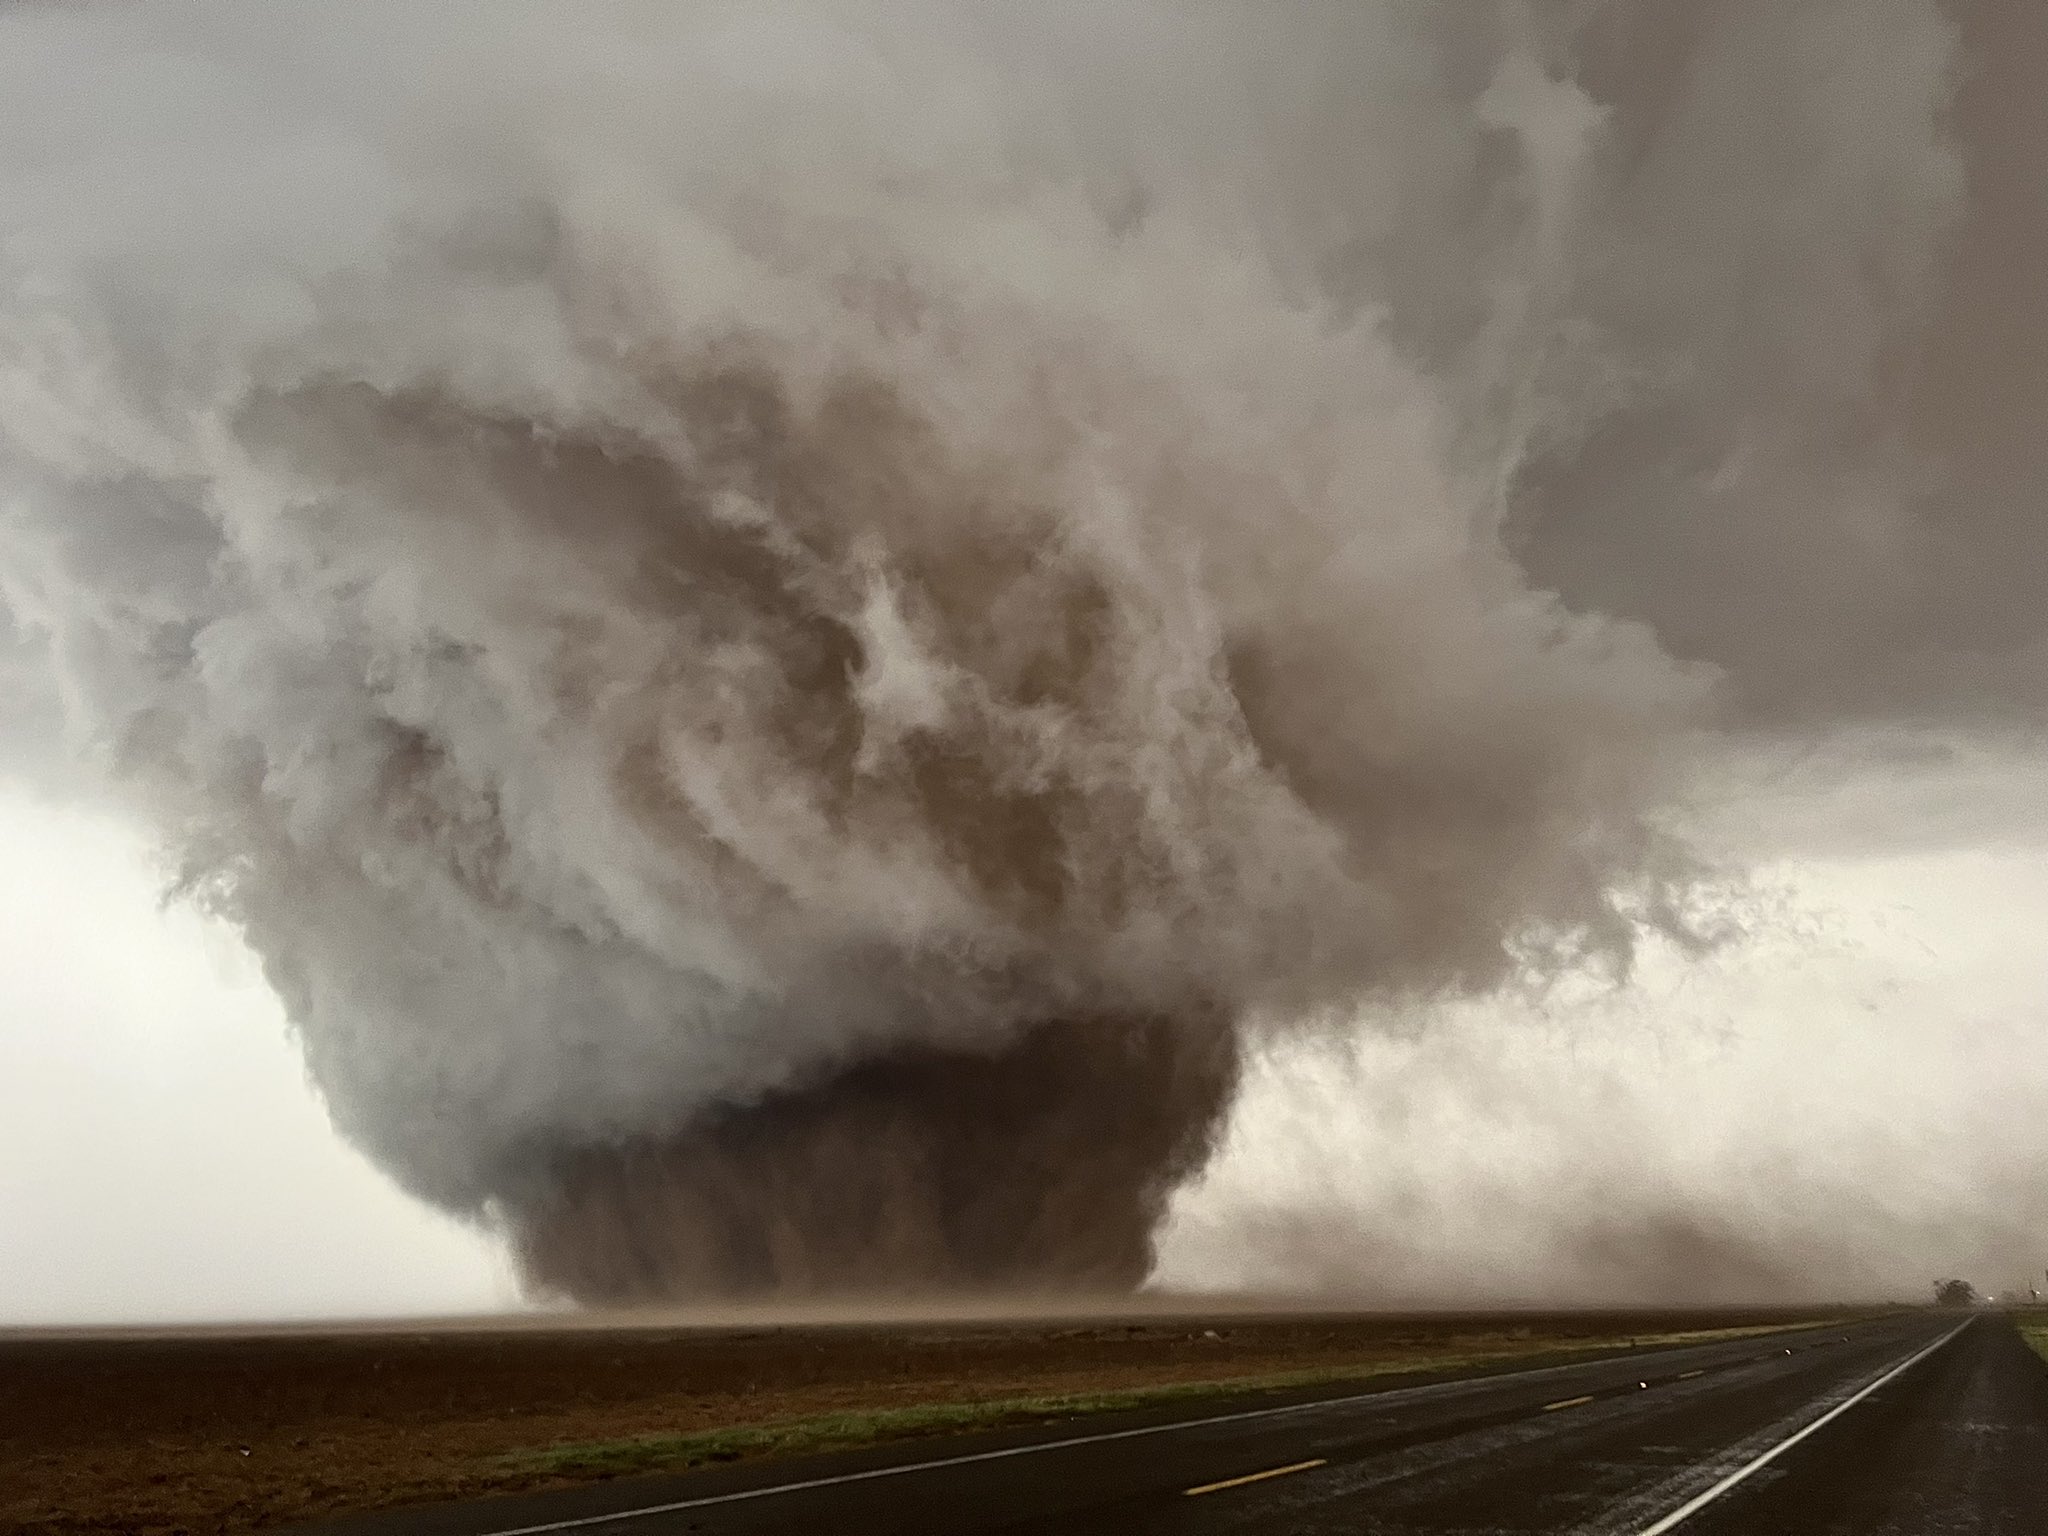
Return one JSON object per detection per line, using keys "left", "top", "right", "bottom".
{"left": 0, "top": 2, "right": 2044, "bottom": 1303}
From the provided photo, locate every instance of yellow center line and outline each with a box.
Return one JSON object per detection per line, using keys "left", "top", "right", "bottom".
{"left": 1184, "top": 1458, "right": 1328, "bottom": 1497}
{"left": 1542, "top": 1394, "right": 1596, "bottom": 1412}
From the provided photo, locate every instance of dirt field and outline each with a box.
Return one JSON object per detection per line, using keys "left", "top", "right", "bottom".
{"left": 4, "top": 1304, "right": 1860, "bottom": 1536}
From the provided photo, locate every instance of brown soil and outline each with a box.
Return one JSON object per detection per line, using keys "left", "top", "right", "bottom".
{"left": 2, "top": 1304, "right": 1851, "bottom": 1535}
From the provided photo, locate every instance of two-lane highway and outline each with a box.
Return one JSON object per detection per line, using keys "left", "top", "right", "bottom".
{"left": 306, "top": 1313, "right": 2048, "bottom": 1535}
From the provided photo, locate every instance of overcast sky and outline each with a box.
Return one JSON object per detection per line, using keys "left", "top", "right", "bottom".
{"left": 0, "top": 795, "right": 511, "bottom": 1324}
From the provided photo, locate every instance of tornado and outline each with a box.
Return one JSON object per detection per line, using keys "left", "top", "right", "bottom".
{"left": 8, "top": 3, "right": 2039, "bottom": 1304}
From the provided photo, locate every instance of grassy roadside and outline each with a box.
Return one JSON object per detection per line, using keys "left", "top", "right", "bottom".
{"left": 2017, "top": 1309, "right": 2048, "bottom": 1365}
{"left": 502, "top": 1319, "right": 1841, "bottom": 1481}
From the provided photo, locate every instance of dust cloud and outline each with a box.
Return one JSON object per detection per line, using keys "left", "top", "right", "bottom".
{"left": 0, "top": 3, "right": 2041, "bottom": 1302}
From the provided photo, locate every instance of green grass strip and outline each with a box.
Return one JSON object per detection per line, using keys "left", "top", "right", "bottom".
{"left": 499, "top": 1320, "right": 1845, "bottom": 1480}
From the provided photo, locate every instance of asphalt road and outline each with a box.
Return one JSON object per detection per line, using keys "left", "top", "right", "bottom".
{"left": 308, "top": 1312, "right": 2048, "bottom": 1536}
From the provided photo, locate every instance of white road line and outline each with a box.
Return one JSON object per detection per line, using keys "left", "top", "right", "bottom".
{"left": 465, "top": 1397, "right": 1359, "bottom": 1536}
{"left": 465, "top": 1321, "right": 1880, "bottom": 1536}
{"left": 462, "top": 1370, "right": 1514, "bottom": 1536}
{"left": 1632, "top": 1321, "right": 1970, "bottom": 1536}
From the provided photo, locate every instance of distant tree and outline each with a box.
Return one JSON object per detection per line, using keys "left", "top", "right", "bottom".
{"left": 1933, "top": 1278, "right": 1979, "bottom": 1307}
